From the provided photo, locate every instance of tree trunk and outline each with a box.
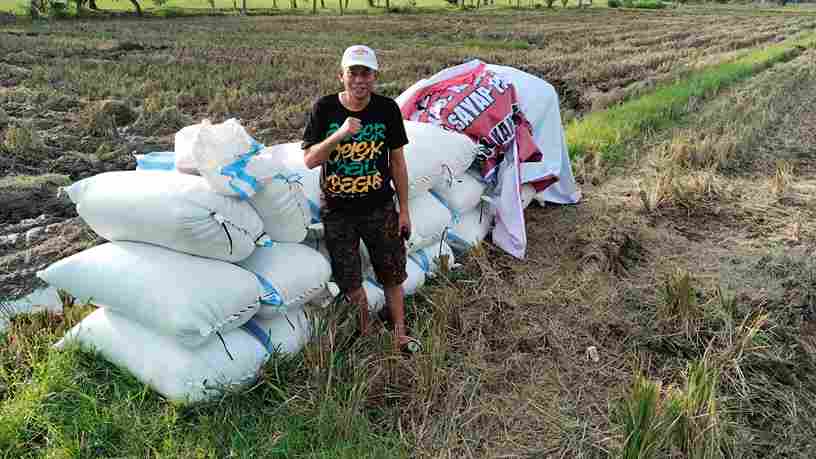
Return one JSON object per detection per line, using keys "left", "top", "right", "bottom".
{"left": 88, "top": 0, "right": 98, "bottom": 9}
{"left": 320, "top": 0, "right": 325, "bottom": 7}
{"left": 241, "top": 0, "right": 247, "bottom": 14}
{"left": 339, "top": 0, "right": 343, "bottom": 13}
{"left": 129, "top": 0, "right": 142, "bottom": 15}
{"left": 312, "top": 0, "right": 316, "bottom": 12}
{"left": 386, "top": 0, "right": 389, "bottom": 8}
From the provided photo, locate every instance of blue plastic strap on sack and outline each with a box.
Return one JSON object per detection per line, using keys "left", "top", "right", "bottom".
{"left": 240, "top": 318, "right": 276, "bottom": 355}
{"left": 429, "top": 190, "right": 460, "bottom": 224}
{"left": 409, "top": 249, "right": 431, "bottom": 273}
{"left": 254, "top": 273, "right": 283, "bottom": 307}
{"left": 136, "top": 152, "right": 176, "bottom": 171}
{"left": 366, "top": 277, "right": 383, "bottom": 290}
{"left": 220, "top": 140, "right": 265, "bottom": 200}
{"left": 446, "top": 231, "right": 470, "bottom": 248}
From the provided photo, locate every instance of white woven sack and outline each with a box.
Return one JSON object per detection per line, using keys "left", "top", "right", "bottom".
{"left": 191, "top": 118, "right": 265, "bottom": 199}
{"left": 363, "top": 280, "right": 386, "bottom": 311}
{"left": 244, "top": 306, "right": 312, "bottom": 355}
{"left": 274, "top": 143, "right": 322, "bottom": 223}
{"left": 403, "top": 121, "right": 478, "bottom": 198}
{"left": 65, "top": 171, "right": 266, "bottom": 263}
{"left": 237, "top": 243, "right": 336, "bottom": 319}
{"left": 402, "top": 192, "right": 453, "bottom": 252}
{"left": 174, "top": 122, "right": 204, "bottom": 175}
{"left": 447, "top": 206, "right": 495, "bottom": 253}
{"left": 365, "top": 257, "right": 426, "bottom": 299}
{"left": 431, "top": 172, "right": 487, "bottom": 216}
{"left": 247, "top": 150, "right": 313, "bottom": 243}
{"left": 408, "top": 240, "right": 455, "bottom": 278}
{"left": 55, "top": 308, "right": 269, "bottom": 403}
{"left": 521, "top": 183, "right": 537, "bottom": 209}
{"left": 38, "top": 242, "right": 264, "bottom": 347}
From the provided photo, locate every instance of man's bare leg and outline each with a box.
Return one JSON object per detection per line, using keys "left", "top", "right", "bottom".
{"left": 347, "top": 287, "right": 370, "bottom": 336}
{"left": 384, "top": 284, "right": 411, "bottom": 348}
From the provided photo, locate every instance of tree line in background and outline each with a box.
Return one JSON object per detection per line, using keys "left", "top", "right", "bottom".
{"left": 24, "top": 0, "right": 578, "bottom": 17}
{"left": 22, "top": 0, "right": 803, "bottom": 22}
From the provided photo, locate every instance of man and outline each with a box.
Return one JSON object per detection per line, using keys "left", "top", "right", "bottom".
{"left": 302, "top": 45, "right": 419, "bottom": 353}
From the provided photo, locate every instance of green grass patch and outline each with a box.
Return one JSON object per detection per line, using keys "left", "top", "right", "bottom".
{"left": 566, "top": 32, "right": 816, "bottom": 164}
{"left": 0, "top": 303, "right": 409, "bottom": 458}
{"left": 0, "top": 173, "right": 70, "bottom": 191}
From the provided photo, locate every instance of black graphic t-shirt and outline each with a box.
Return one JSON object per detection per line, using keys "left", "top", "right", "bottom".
{"left": 302, "top": 93, "right": 409, "bottom": 213}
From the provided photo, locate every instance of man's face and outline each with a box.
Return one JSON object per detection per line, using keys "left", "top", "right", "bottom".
{"left": 339, "top": 65, "right": 377, "bottom": 101}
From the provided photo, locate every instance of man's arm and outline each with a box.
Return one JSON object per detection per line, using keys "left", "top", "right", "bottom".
{"left": 304, "top": 117, "right": 360, "bottom": 169}
{"left": 390, "top": 147, "right": 410, "bottom": 211}
{"left": 390, "top": 146, "right": 412, "bottom": 239}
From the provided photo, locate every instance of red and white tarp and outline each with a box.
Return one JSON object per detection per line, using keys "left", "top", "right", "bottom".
{"left": 397, "top": 60, "right": 581, "bottom": 259}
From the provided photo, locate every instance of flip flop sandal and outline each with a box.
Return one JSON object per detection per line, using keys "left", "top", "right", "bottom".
{"left": 400, "top": 336, "right": 422, "bottom": 354}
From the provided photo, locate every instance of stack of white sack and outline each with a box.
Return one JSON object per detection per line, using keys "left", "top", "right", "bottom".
{"left": 46, "top": 242, "right": 332, "bottom": 402}
{"left": 49, "top": 118, "right": 481, "bottom": 401}
{"left": 40, "top": 240, "right": 297, "bottom": 402}
{"left": 432, "top": 173, "right": 542, "bottom": 253}
{"left": 45, "top": 119, "right": 337, "bottom": 403}
{"left": 54, "top": 307, "right": 311, "bottom": 403}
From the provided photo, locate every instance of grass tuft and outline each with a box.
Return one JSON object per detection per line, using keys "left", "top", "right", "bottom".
{"left": 769, "top": 160, "right": 794, "bottom": 196}
{"left": 615, "top": 373, "right": 668, "bottom": 459}
{"left": 659, "top": 267, "right": 702, "bottom": 338}
{"left": 667, "top": 357, "right": 728, "bottom": 459}
{"left": 80, "top": 100, "right": 137, "bottom": 137}
{"left": 2, "top": 124, "right": 46, "bottom": 159}
{"left": 131, "top": 106, "right": 194, "bottom": 136}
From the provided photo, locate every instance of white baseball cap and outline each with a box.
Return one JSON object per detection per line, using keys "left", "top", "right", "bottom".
{"left": 341, "top": 45, "right": 379, "bottom": 71}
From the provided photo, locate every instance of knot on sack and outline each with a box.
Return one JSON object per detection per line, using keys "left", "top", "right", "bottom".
{"left": 210, "top": 212, "right": 234, "bottom": 255}
{"left": 255, "top": 273, "right": 283, "bottom": 307}
{"left": 441, "top": 164, "right": 455, "bottom": 188}
{"left": 255, "top": 233, "right": 275, "bottom": 247}
{"left": 211, "top": 212, "right": 226, "bottom": 224}
{"left": 271, "top": 172, "right": 304, "bottom": 186}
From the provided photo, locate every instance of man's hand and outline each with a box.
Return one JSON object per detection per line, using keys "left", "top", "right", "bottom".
{"left": 398, "top": 211, "right": 411, "bottom": 242}
{"left": 338, "top": 117, "right": 362, "bottom": 139}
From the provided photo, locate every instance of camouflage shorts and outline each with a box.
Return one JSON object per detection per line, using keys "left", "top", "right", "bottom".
{"left": 322, "top": 202, "right": 407, "bottom": 293}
